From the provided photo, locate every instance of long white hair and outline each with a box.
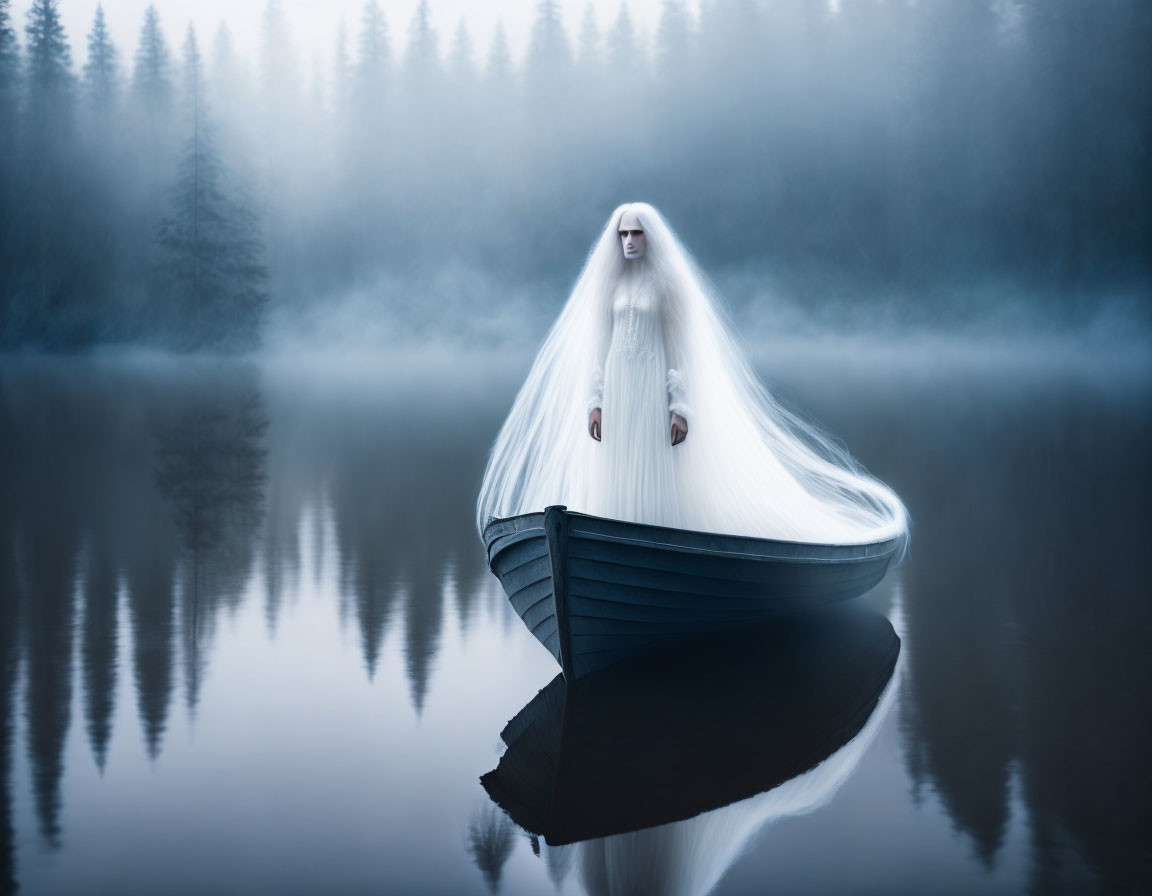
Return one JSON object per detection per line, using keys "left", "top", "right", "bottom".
{"left": 475, "top": 202, "right": 909, "bottom": 549}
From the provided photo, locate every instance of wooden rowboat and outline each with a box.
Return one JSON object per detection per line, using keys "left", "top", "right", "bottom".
{"left": 482, "top": 505, "right": 901, "bottom": 680}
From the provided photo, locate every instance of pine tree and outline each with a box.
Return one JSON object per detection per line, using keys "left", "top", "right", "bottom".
{"left": 332, "top": 17, "right": 350, "bottom": 118}
{"left": 356, "top": 0, "right": 389, "bottom": 105}
{"left": 485, "top": 20, "right": 512, "bottom": 87}
{"left": 607, "top": 4, "right": 640, "bottom": 72}
{"left": 132, "top": 4, "right": 173, "bottom": 193}
{"left": 260, "top": 1, "right": 297, "bottom": 114}
{"left": 404, "top": 0, "right": 438, "bottom": 87}
{"left": 577, "top": 4, "right": 602, "bottom": 78}
{"left": 0, "top": 0, "right": 18, "bottom": 127}
{"left": 156, "top": 26, "right": 268, "bottom": 351}
{"left": 699, "top": 0, "right": 760, "bottom": 63}
{"left": 22, "top": 0, "right": 75, "bottom": 333}
{"left": 79, "top": 2, "right": 124, "bottom": 337}
{"left": 655, "top": 0, "right": 692, "bottom": 81}
{"left": 24, "top": 0, "right": 73, "bottom": 137}
{"left": 258, "top": 0, "right": 298, "bottom": 182}
{"left": 132, "top": 4, "right": 171, "bottom": 115}
{"left": 208, "top": 22, "right": 241, "bottom": 142}
{"left": 84, "top": 4, "right": 119, "bottom": 118}
{"left": 525, "top": 0, "right": 572, "bottom": 94}
{"left": 448, "top": 21, "right": 474, "bottom": 84}
{"left": 0, "top": 0, "right": 19, "bottom": 336}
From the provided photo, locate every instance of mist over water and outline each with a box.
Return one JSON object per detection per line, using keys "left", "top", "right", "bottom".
{"left": 1, "top": 0, "right": 1149, "bottom": 352}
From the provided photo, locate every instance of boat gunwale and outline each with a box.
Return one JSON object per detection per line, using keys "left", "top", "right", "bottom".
{"left": 568, "top": 528, "right": 897, "bottom": 565}
{"left": 484, "top": 507, "right": 900, "bottom": 569}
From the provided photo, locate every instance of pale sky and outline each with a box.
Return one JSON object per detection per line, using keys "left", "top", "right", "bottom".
{"left": 13, "top": 1, "right": 695, "bottom": 69}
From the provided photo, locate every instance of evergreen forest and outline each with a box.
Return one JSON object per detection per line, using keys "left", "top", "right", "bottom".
{"left": 0, "top": 0, "right": 1148, "bottom": 351}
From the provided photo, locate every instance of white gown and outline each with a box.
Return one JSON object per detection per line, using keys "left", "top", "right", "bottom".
{"left": 584, "top": 273, "right": 689, "bottom": 529}
{"left": 476, "top": 204, "right": 907, "bottom": 549}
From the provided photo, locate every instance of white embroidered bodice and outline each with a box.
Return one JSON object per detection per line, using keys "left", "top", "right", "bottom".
{"left": 587, "top": 280, "right": 689, "bottom": 418}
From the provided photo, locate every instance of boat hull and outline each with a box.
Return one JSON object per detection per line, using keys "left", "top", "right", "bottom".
{"left": 483, "top": 505, "right": 900, "bottom": 680}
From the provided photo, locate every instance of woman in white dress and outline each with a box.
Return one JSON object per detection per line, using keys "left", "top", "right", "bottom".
{"left": 476, "top": 202, "right": 908, "bottom": 550}
{"left": 583, "top": 209, "right": 687, "bottom": 529}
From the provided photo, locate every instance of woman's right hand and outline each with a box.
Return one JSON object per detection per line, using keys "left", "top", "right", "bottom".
{"left": 589, "top": 408, "right": 602, "bottom": 441}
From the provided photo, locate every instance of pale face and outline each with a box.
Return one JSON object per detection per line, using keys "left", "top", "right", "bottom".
{"left": 620, "top": 226, "right": 647, "bottom": 260}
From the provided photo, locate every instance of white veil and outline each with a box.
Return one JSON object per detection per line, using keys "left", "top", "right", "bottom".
{"left": 475, "top": 202, "right": 909, "bottom": 549}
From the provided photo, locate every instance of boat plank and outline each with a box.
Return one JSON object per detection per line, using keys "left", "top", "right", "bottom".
{"left": 569, "top": 552, "right": 887, "bottom": 595}
{"left": 508, "top": 577, "right": 553, "bottom": 615}
{"left": 495, "top": 555, "right": 552, "bottom": 595}
{"left": 568, "top": 516, "right": 898, "bottom": 562}
{"left": 569, "top": 536, "right": 892, "bottom": 585}
{"left": 568, "top": 565, "right": 851, "bottom": 604}
{"left": 570, "top": 557, "right": 829, "bottom": 595}
{"left": 520, "top": 596, "right": 556, "bottom": 631}
{"left": 568, "top": 562, "right": 888, "bottom": 609}
{"left": 492, "top": 537, "right": 549, "bottom": 576}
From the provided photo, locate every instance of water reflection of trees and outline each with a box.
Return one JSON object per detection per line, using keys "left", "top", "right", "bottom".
{"left": 0, "top": 360, "right": 268, "bottom": 850}
{"left": 0, "top": 357, "right": 1146, "bottom": 893}
{"left": 0, "top": 358, "right": 496, "bottom": 871}
{"left": 467, "top": 803, "right": 516, "bottom": 893}
{"left": 153, "top": 381, "right": 268, "bottom": 710}
{"left": 0, "top": 388, "right": 21, "bottom": 895}
{"left": 81, "top": 535, "right": 118, "bottom": 773}
{"left": 892, "top": 371, "right": 1152, "bottom": 894}
{"left": 276, "top": 366, "right": 492, "bottom": 712}
{"left": 3, "top": 365, "right": 89, "bottom": 849}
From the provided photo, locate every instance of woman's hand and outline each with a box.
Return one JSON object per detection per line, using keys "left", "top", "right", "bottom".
{"left": 589, "top": 408, "right": 602, "bottom": 441}
{"left": 671, "top": 413, "right": 688, "bottom": 446}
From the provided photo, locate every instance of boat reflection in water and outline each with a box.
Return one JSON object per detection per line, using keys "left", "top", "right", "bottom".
{"left": 479, "top": 604, "right": 901, "bottom": 895}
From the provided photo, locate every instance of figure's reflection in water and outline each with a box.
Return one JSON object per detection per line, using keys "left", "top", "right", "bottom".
{"left": 477, "top": 604, "right": 902, "bottom": 895}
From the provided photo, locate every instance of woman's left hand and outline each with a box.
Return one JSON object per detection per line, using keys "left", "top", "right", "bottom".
{"left": 671, "top": 413, "right": 688, "bottom": 446}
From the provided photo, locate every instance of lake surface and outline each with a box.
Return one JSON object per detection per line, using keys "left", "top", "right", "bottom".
{"left": 1, "top": 343, "right": 1148, "bottom": 896}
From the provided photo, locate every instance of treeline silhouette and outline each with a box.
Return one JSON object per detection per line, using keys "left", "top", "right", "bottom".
{"left": 0, "top": 0, "right": 268, "bottom": 350}
{"left": 0, "top": 0, "right": 1148, "bottom": 351}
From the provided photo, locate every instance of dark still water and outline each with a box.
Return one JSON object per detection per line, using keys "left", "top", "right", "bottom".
{"left": 1, "top": 344, "right": 1148, "bottom": 896}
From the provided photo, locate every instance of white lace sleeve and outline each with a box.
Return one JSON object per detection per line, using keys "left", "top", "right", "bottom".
{"left": 587, "top": 301, "right": 613, "bottom": 414}
{"left": 586, "top": 363, "right": 604, "bottom": 414}
{"left": 662, "top": 288, "right": 690, "bottom": 419}
{"left": 666, "top": 367, "right": 690, "bottom": 418}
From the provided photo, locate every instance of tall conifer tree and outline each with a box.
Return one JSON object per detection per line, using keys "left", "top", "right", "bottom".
{"left": 156, "top": 27, "right": 268, "bottom": 351}
{"left": 132, "top": 3, "right": 173, "bottom": 193}
{"left": 24, "top": 0, "right": 72, "bottom": 136}
{"left": 0, "top": 0, "right": 18, "bottom": 126}
{"left": 133, "top": 4, "right": 171, "bottom": 115}
{"left": 84, "top": 5, "right": 119, "bottom": 119}
{"left": 22, "top": 0, "right": 75, "bottom": 334}
{"left": 0, "top": 0, "right": 18, "bottom": 336}
{"left": 525, "top": 0, "right": 572, "bottom": 101}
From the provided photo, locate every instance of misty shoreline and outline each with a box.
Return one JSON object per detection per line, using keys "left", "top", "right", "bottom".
{"left": 3, "top": 327, "right": 1148, "bottom": 383}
